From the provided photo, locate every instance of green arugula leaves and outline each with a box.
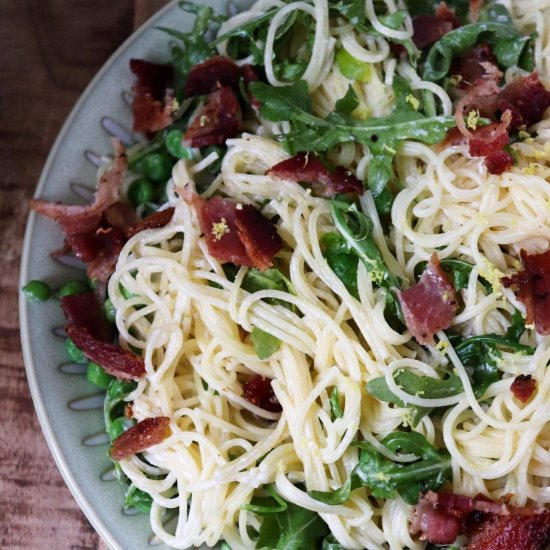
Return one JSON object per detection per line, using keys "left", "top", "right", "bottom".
{"left": 254, "top": 495, "right": 329, "bottom": 549}
{"left": 251, "top": 327, "right": 281, "bottom": 359}
{"left": 367, "top": 369, "right": 463, "bottom": 426}
{"left": 250, "top": 76, "right": 454, "bottom": 209}
{"left": 423, "top": 4, "right": 535, "bottom": 82}
{"left": 310, "top": 431, "right": 451, "bottom": 505}
{"left": 414, "top": 258, "right": 492, "bottom": 293}
{"left": 158, "top": 1, "right": 226, "bottom": 97}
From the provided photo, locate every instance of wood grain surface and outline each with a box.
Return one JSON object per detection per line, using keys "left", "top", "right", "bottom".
{"left": 0, "top": 1, "right": 169, "bottom": 548}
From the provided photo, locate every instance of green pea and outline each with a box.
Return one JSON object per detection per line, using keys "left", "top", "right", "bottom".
{"left": 86, "top": 362, "right": 113, "bottom": 389}
{"left": 129, "top": 156, "right": 146, "bottom": 174}
{"left": 128, "top": 177, "right": 155, "bottom": 206}
{"left": 165, "top": 129, "right": 194, "bottom": 159}
{"left": 22, "top": 280, "right": 51, "bottom": 302}
{"left": 65, "top": 337, "right": 87, "bottom": 363}
{"left": 104, "top": 298, "right": 116, "bottom": 324}
{"left": 57, "top": 280, "right": 90, "bottom": 298}
{"left": 142, "top": 153, "right": 173, "bottom": 182}
{"left": 336, "top": 49, "right": 372, "bottom": 83}
{"left": 109, "top": 416, "right": 129, "bottom": 441}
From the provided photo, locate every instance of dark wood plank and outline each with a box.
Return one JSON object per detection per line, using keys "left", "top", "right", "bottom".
{"left": 0, "top": 1, "right": 165, "bottom": 548}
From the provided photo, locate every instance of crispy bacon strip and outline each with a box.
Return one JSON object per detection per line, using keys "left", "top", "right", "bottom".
{"left": 240, "top": 64, "right": 262, "bottom": 109}
{"left": 184, "top": 56, "right": 240, "bottom": 97}
{"left": 268, "top": 153, "right": 364, "bottom": 197}
{"left": 66, "top": 324, "right": 145, "bottom": 380}
{"left": 194, "top": 195, "right": 282, "bottom": 270}
{"left": 454, "top": 43, "right": 501, "bottom": 89}
{"left": 30, "top": 139, "right": 127, "bottom": 236}
{"left": 111, "top": 416, "right": 170, "bottom": 461}
{"left": 510, "top": 374, "right": 537, "bottom": 403}
{"left": 60, "top": 292, "right": 111, "bottom": 342}
{"left": 502, "top": 249, "right": 550, "bottom": 335}
{"left": 468, "top": 510, "right": 550, "bottom": 550}
{"left": 411, "top": 491, "right": 550, "bottom": 548}
{"left": 235, "top": 205, "right": 283, "bottom": 271}
{"left": 412, "top": 15, "right": 453, "bottom": 50}
{"left": 183, "top": 86, "right": 242, "bottom": 148}
{"left": 398, "top": 254, "right": 458, "bottom": 345}
{"left": 130, "top": 58, "right": 175, "bottom": 133}
{"left": 126, "top": 207, "right": 175, "bottom": 238}
{"left": 242, "top": 375, "right": 282, "bottom": 413}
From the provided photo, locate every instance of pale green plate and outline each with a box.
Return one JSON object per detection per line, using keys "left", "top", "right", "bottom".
{"left": 19, "top": 1, "right": 252, "bottom": 548}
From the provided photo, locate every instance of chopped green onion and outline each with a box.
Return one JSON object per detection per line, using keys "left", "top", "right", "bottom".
{"left": 336, "top": 49, "right": 372, "bottom": 83}
{"left": 22, "top": 280, "right": 51, "bottom": 302}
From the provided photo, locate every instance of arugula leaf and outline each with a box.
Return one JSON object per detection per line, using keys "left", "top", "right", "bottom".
{"left": 124, "top": 484, "right": 153, "bottom": 513}
{"left": 243, "top": 484, "right": 288, "bottom": 515}
{"left": 454, "top": 333, "right": 534, "bottom": 398}
{"left": 335, "top": 85, "right": 359, "bottom": 115}
{"left": 255, "top": 499, "right": 329, "bottom": 549}
{"left": 310, "top": 432, "right": 451, "bottom": 505}
{"left": 329, "top": 2, "right": 420, "bottom": 65}
{"left": 242, "top": 267, "right": 294, "bottom": 307}
{"left": 423, "top": 4, "right": 535, "bottom": 82}
{"left": 505, "top": 308, "right": 525, "bottom": 341}
{"left": 414, "top": 258, "right": 491, "bottom": 293}
{"left": 158, "top": 1, "right": 226, "bottom": 97}
{"left": 210, "top": 8, "right": 278, "bottom": 64}
{"left": 321, "top": 232, "right": 359, "bottom": 299}
{"left": 251, "top": 327, "right": 281, "bottom": 359}
{"left": 366, "top": 369, "right": 462, "bottom": 426}
{"left": 251, "top": 77, "right": 453, "bottom": 209}
{"left": 330, "top": 387, "right": 344, "bottom": 419}
{"left": 329, "top": 201, "right": 402, "bottom": 315}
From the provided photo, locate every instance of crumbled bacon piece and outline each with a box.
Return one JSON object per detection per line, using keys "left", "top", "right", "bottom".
{"left": 66, "top": 324, "right": 145, "bottom": 381}
{"left": 184, "top": 55, "right": 240, "bottom": 97}
{"left": 130, "top": 59, "right": 175, "bottom": 133}
{"left": 412, "top": 15, "right": 453, "bottom": 50}
{"left": 235, "top": 205, "right": 284, "bottom": 271}
{"left": 242, "top": 375, "right": 282, "bottom": 413}
{"left": 502, "top": 249, "right": 550, "bottom": 334}
{"left": 510, "top": 374, "right": 537, "bottom": 403}
{"left": 61, "top": 292, "right": 111, "bottom": 342}
{"left": 126, "top": 207, "right": 175, "bottom": 238}
{"left": 411, "top": 491, "right": 550, "bottom": 548}
{"left": 104, "top": 202, "right": 139, "bottom": 235}
{"left": 498, "top": 73, "right": 550, "bottom": 132}
{"left": 111, "top": 416, "right": 170, "bottom": 461}
{"left": 467, "top": 510, "right": 550, "bottom": 550}
{"left": 183, "top": 86, "right": 242, "bottom": 148}
{"left": 398, "top": 254, "right": 458, "bottom": 345}
{"left": 469, "top": 0, "right": 484, "bottom": 23}
{"left": 484, "top": 149, "right": 513, "bottom": 175}
{"left": 454, "top": 43, "right": 500, "bottom": 88}
{"left": 195, "top": 196, "right": 281, "bottom": 270}
{"left": 435, "top": 2, "right": 461, "bottom": 28}
{"left": 30, "top": 140, "right": 127, "bottom": 236}
{"left": 268, "top": 153, "right": 364, "bottom": 197}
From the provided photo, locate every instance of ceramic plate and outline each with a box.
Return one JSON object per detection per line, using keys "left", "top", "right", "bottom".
{"left": 19, "top": 1, "right": 252, "bottom": 548}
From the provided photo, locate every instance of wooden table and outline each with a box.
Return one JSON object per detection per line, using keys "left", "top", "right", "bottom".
{"left": 0, "top": 2, "right": 168, "bottom": 548}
